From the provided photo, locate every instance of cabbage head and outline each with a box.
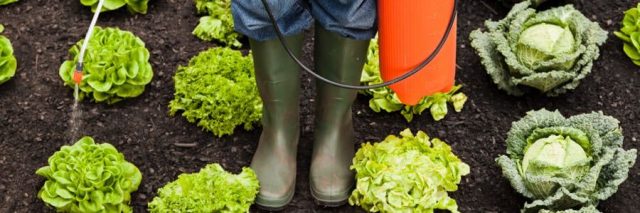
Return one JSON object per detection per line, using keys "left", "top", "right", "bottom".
{"left": 36, "top": 137, "right": 142, "bottom": 213}
{"left": 59, "top": 27, "right": 153, "bottom": 104}
{"left": 496, "top": 109, "right": 637, "bottom": 212}
{"left": 470, "top": 2, "right": 608, "bottom": 96}
{"left": 0, "top": 24, "right": 16, "bottom": 85}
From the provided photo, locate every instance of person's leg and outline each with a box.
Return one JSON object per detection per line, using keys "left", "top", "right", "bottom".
{"left": 309, "top": 0, "right": 377, "bottom": 206}
{"left": 231, "top": 0, "right": 312, "bottom": 210}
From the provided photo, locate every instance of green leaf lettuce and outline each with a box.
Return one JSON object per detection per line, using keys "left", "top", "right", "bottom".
{"left": 36, "top": 137, "right": 142, "bottom": 213}
{"left": 148, "top": 164, "right": 259, "bottom": 213}
{"left": 169, "top": 47, "right": 262, "bottom": 137}
{"left": 0, "top": 24, "right": 17, "bottom": 85}
{"left": 80, "top": 0, "right": 149, "bottom": 14}
{"left": 349, "top": 129, "right": 470, "bottom": 213}
{"left": 193, "top": 0, "right": 242, "bottom": 47}
{"left": 361, "top": 36, "right": 468, "bottom": 122}
{"left": 614, "top": 3, "right": 640, "bottom": 66}
{"left": 59, "top": 27, "right": 153, "bottom": 104}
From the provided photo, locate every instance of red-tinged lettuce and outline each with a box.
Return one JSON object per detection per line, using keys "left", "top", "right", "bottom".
{"left": 470, "top": 2, "right": 607, "bottom": 96}
{"left": 0, "top": 0, "right": 17, "bottom": 6}
{"left": 614, "top": 3, "right": 640, "bottom": 66}
{"left": 349, "top": 129, "right": 470, "bottom": 213}
{"left": 193, "top": 0, "right": 242, "bottom": 47}
{"left": 36, "top": 137, "right": 142, "bottom": 213}
{"left": 169, "top": 47, "right": 262, "bottom": 137}
{"left": 148, "top": 164, "right": 259, "bottom": 212}
{"left": 360, "top": 36, "right": 468, "bottom": 122}
{"left": 0, "top": 24, "right": 17, "bottom": 85}
{"left": 80, "top": 0, "right": 149, "bottom": 14}
{"left": 496, "top": 109, "right": 637, "bottom": 212}
{"left": 59, "top": 27, "right": 153, "bottom": 104}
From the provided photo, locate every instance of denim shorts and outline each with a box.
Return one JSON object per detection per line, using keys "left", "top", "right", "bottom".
{"left": 231, "top": 0, "right": 377, "bottom": 41}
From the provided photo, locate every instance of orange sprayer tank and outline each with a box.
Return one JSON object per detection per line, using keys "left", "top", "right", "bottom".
{"left": 378, "top": 0, "right": 457, "bottom": 105}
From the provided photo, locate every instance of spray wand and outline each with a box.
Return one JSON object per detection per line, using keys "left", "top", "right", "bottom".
{"left": 73, "top": 0, "right": 105, "bottom": 101}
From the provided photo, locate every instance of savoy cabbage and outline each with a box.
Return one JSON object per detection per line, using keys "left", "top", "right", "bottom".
{"left": 470, "top": 2, "right": 607, "bottom": 96}
{"left": 496, "top": 109, "right": 637, "bottom": 212}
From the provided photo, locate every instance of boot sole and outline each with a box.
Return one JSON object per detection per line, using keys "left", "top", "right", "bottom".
{"left": 309, "top": 184, "right": 352, "bottom": 207}
{"left": 254, "top": 187, "right": 295, "bottom": 211}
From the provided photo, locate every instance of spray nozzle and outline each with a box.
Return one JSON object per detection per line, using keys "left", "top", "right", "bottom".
{"left": 73, "top": 63, "right": 83, "bottom": 85}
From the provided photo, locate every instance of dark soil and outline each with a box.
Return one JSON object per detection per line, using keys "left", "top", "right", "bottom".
{"left": 0, "top": 0, "right": 638, "bottom": 212}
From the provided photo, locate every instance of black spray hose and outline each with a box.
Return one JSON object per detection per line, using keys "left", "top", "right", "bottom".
{"left": 260, "top": 0, "right": 458, "bottom": 90}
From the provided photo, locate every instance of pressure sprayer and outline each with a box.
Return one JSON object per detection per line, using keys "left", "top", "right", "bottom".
{"left": 261, "top": 0, "right": 458, "bottom": 105}
{"left": 73, "top": 0, "right": 106, "bottom": 101}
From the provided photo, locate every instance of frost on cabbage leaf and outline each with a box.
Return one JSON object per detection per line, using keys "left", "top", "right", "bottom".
{"left": 496, "top": 109, "right": 637, "bottom": 213}
{"left": 470, "top": 2, "right": 607, "bottom": 96}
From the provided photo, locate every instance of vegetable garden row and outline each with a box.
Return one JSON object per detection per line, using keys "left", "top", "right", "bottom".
{"left": 0, "top": 0, "right": 638, "bottom": 212}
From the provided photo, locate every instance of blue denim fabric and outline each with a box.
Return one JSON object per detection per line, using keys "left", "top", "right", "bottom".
{"left": 231, "top": 0, "right": 377, "bottom": 41}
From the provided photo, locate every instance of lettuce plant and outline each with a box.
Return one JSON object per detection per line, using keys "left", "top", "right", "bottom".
{"left": 349, "top": 129, "right": 470, "bottom": 213}
{"left": 148, "top": 164, "right": 259, "bottom": 212}
{"left": 614, "top": 3, "right": 640, "bottom": 66}
{"left": 496, "top": 109, "right": 637, "bottom": 212}
{"left": 59, "top": 27, "right": 153, "bottom": 104}
{"left": 0, "top": 24, "right": 17, "bottom": 85}
{"left": 193, "top": 0, "right": 242, "bottom": 47}
{"left": 169, "top": 47, "right": 261, "bottom": 137}
{"left": 36, "top": 137, "right": 142, "bottom": 213}
{"left": 470, "top": 2, "right": 608, "bottom": 96}
{"left": 80, "top": 0, "right": 149, "bottom": 14}
{"left": 361, "top": 36, "right": 468, "bottom": 122}
{"left": 0, "top": 0, "right": 17, "bottom": 6}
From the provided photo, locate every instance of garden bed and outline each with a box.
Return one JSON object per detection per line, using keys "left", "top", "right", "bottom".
{"left": 0, "top": 0, "right": 638, "bottom": 212}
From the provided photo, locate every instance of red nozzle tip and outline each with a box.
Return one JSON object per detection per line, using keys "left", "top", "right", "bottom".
{"left": 73, "top": 70, "right": 83, "bottom": 84}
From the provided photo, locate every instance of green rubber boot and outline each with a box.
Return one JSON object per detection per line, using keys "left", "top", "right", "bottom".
{"left": 310, "top": 25, "right": 370, "bottom": 206}
{"left": 249, "top": 34, "right": 304, "bottom": 210}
